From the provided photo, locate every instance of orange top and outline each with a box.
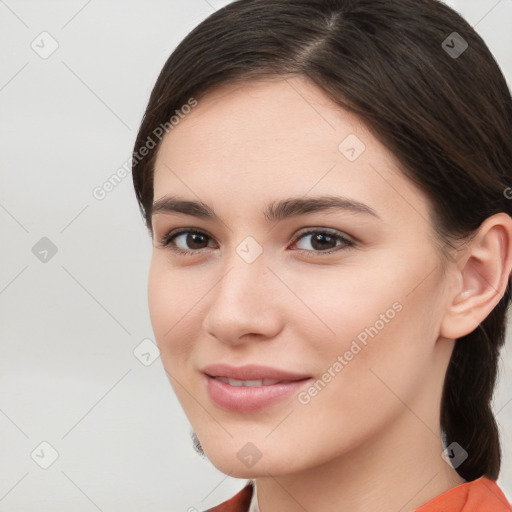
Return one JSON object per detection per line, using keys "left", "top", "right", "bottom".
{"left": 205, "top": 476, "right": 511, "bottom": 512}
{"left": 414, "top": 476, "right": 511, "bottom": 512}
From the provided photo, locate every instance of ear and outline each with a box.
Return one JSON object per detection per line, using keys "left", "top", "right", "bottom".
{"left": 440, "top": 212, "right": 512, "bottom": 340}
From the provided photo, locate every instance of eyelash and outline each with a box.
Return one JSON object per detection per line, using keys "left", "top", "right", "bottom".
{"left": 157, "top": 227, "right": 355, "bottom": 257}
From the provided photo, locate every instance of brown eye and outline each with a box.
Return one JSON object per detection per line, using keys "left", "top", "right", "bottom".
{"left": 292, "top": 229, "right": 354, "bottom": 254}
{"left": 160, "top": 229, "right": 215, "bottom": 254}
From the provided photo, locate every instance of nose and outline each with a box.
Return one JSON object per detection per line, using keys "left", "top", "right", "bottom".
{"left": 202, "top": 253, "right": 284, "bottom": 346}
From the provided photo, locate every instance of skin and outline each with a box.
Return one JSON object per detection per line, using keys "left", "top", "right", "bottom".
{"left": 147, "top": 75, "right": 512, "bottom": 512}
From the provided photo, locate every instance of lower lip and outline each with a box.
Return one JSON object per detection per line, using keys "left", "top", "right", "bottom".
{"left": 204, "top": 374, "right": 313, "bottom": 412}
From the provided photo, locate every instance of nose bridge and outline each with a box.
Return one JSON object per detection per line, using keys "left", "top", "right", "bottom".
{"left": 215, "top": 229, "right": 268, "bottom": 292}
{"left": 214, "top": 241, "right": 269, "bottom": 311}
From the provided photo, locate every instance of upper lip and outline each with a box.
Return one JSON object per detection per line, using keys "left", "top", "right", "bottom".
{"left": 202, "top": 363, "right": 310, "bottom": 381}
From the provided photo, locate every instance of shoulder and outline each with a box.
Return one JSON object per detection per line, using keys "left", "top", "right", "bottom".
{"left": 414, "top": 476, "right": 511, "bottom": 512}
{"left": 203, "top": 480, "right": 254, "bottom": 512}
{"left": 465, "top": 477, "right": 512, "bottom": 512}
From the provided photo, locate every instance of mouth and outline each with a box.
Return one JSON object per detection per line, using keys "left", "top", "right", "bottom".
{"left": 207, "top": 376, "right": 298, "bottom": 387}
{"left": 201, "top": 362, "right": 310, "bottom": 382}
{"left": 201, "top": 363, "right": 313, "bottom": 412}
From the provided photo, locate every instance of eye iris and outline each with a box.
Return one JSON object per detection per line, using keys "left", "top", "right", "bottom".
{"left": 310, "top": 233, "right": 336, "bottom": 251}
{"left": 187, "top": 232, "right": 208, "bottom": 249}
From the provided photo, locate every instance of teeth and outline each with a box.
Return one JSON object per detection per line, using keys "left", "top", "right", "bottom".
{"left": 215, "top": 377, "right": 281, "bottom": 386}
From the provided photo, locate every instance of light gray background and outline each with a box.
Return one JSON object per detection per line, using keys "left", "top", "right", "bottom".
{"left": 1, "top": 0, "right": 511, "bottom": 510}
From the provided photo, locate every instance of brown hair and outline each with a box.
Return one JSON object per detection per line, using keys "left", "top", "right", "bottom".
{"left": 132, "top": 0, "right": 512, "bottom": 481}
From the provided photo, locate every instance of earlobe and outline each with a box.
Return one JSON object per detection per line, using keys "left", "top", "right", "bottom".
{"left": 439, "top": 213, "right": 512, "bottom": 340}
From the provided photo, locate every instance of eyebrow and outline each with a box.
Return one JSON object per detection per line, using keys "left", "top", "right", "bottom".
{"left": 151, "top": 194, "right": 380, "bottom": 223}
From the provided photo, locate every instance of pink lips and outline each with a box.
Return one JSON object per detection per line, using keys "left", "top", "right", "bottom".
{"left": 202, "top": 363, "right": 312, "bottom": 412}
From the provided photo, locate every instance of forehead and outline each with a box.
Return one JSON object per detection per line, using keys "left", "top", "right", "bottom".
{"left": 157, "top": 76, "right": 370, "bottom": 164}
{"left": 152, "top": 76, "right": 432, "bottom": 228}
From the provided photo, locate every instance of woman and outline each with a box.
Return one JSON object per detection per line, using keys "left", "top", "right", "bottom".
{"left": 131, "top": 0, "right": 512, "bottom": 510}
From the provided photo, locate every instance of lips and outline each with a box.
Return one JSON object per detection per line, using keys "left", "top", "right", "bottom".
{"left": 202, "top": 363, "right": 310, "bottom": 382}
{"left": 202, "top": 363, "right": 312, "bottom": 412}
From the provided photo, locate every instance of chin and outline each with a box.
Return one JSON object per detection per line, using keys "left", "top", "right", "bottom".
{"left": 202, "top": 441, "right": 298, "bottom": 478}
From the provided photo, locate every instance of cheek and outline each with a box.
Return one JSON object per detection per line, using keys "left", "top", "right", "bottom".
{"left": 296, "top": 251, "right": 443, "bottom": 399}
{"left": 310, "top": 244, "right": 442, "bottom": 346}
{"left": 286, "top": 267, "right": 442, "bottom": 461}
{"left": 147, "top": 257, "right": 206, "bottom": 414}
{"left": 147, "top": 256, "right": 195, "bottom": 364}
{"left": 280, "top": 259, "right": 404, "bottom": 349}
{"left": 147, "top": 260, "right": 170, "bottom": 341}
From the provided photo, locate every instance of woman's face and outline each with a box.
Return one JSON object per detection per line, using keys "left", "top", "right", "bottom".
{"left": 148, "top": 76, "right": 455, "bottom": 477}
